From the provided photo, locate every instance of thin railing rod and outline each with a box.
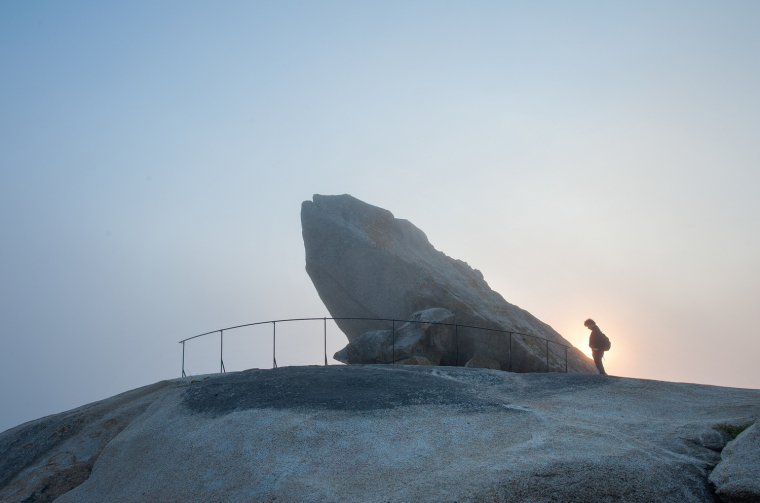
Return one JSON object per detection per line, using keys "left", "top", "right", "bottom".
{"left": 454, "top": 323, "right": 458, "bottom": 366}
{"left": 273, "top": 322, "right": 277, "bottom": 369}
{"left": 333, "top": 318, "right": 571, "bottom": 350}
{"left": 391, "top": 320, "right": 395, "bottom": 365}
{"left": 179, "top": 317, "right": 335, "bottom": 343}
{"left": 565, "top": 347, "right": 568, "bottom": 373}
{"left": 180, "top": 316, "right": 571, "bottom": 350}
{"left": 180, "top": 316, "right": 577, "bottom": 376}
{"left": 220, "top": 330, "right": 225, "bottom": 373}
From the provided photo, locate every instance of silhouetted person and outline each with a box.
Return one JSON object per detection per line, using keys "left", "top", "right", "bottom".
{"left": 584, "top": 318, "right": 609, "bottom": 375}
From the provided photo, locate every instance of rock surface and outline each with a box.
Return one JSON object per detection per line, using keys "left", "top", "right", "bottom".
{"left": 333, "top": 308, "right": 456, "bottom": 365}
{"left": 301, "top": 194, "right": 596, "bottom": 373}
{"left": 709, "top": 420, "right": 760, "bottom": 503}
{"left": 2, "top": 365, "right": 759, "bottom": 503}
{"left": 465, "top": 355, "right": 501, "bottom": 370}
{"left": 396, "top": 355, "right": 432, "bottom": 365}
{"left": 0, "top": 380, "right": 177, "bottom": 503}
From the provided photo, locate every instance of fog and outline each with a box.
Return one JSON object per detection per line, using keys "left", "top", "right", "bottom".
{"left": 1, "top": 1, "right": 759, "bottom": 433}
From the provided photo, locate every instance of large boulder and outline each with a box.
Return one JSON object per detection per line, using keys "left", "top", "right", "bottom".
{"left": 465, "top": 355, "right": 501, "bottom": 370}
{"left": 709, "top": 420, "right": 760, "bottom": 502}
{"left": 301, "top": 194, "right": 596, "bottom": 373}
{"left": 333, "top": 308, "right": 456, "bottom": 365}
{"left": 4, "top": 366, "right": 760, "bottom": 503}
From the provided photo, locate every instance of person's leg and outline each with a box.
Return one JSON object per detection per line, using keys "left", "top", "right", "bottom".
{"left": 593, "top": 350, "right": 607, "bottom": 375}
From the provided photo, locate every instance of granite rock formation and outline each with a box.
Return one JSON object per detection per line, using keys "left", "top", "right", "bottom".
{"left": 2, "top": 366, "right": 759, "bottom": 503}
{"left": 709, "top": 420, "right": 760, "bottom": 502}
{"left": 301, "top": 194, "right": 596, "bottom": 373}
{"left": 465, "top": 355, "right": 501, "bottom": 370}
{"left": 0, "top": 381, "right": 177, "bottom": 503}
{"left": 333, "top": 308, "right": 456, "bottom": 365}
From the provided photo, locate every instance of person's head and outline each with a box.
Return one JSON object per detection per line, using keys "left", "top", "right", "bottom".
{"left": 584, "top": 318, "right": 596, "bottom": 329}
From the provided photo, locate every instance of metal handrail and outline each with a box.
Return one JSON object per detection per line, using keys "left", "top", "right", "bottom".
{"left": 179, "top": 316, "right": 573, "bottom": 377}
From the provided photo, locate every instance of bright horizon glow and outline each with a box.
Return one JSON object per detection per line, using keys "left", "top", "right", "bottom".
{"left": 1, "top": 1, "right": 759, "bottom": 433}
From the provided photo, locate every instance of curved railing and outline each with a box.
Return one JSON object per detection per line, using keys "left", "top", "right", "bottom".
{"left": 178, "top": 316, "right": 573, "bottom": 377}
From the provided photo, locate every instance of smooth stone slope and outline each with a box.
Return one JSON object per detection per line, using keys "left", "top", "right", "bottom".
{"left": 301, "top": 194, "right": 596, "bottom": 373}
{"left": 0, "top": 380, "right": 177, "bottom": 503}
{"left": 2, "top": 365, "right": 759, "bottom": 503}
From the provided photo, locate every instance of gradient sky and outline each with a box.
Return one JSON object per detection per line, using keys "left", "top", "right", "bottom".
{"left": 1, "top": 1, "right": 759, "bottom": 433}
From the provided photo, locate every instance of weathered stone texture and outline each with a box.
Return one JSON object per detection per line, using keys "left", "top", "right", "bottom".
{"left": 465, "top": 355, "right": 501, "bottom": 370}
{"left": 2, "top": 366, "right": 754, "bottom": 503}
{"left": 333, "top": 307, "right": 456, "bottom": 365}
{"left": 709, "top": 420, "right": 760, "bottom": 503}
{"left": 0, "top": 380, "right": 177, "bottom": 503}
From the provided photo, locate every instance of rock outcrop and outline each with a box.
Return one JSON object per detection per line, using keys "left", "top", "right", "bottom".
{"left": 465, "top": 355, "right": 501, "bottom": 370}
{"left": 0, "top": 380, "right": 177, "bottom": 503}
{"left": 709, "top": 420, "right": 760, "bottom": 502}
{"left": 333, "top": 308, "right": 456, "bottom": 365}
{"left": 2, "top": 366, "right": 759, "bottom": 503}
{"left": 301, "top": 194, "right": 596, "bottom": 373}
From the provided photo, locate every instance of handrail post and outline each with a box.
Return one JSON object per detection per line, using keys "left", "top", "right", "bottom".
{"left": 220, "top": 330, "right": 225, "bottom": 373}
{"left": 273, "top": 322, "right": 277, "bottom": 369}
{"left": 178, "top": 318, "right": 578, "bottom": 376}
{"left": 455, "top": 323, "right": 458, "bottom": 366}
{"left": 565, "top": 347, "right": 568, "bottom": 373}
{"left": 391, "top": 320, "right": 395, "bottom": 365}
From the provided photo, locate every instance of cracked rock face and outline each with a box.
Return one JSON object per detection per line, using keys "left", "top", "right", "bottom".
{"left": 709, "top": 420, "right": 760, "bottom": 503}
{"left": 3, "top": 366, "right": 759, "bottom": 503}
{"left": 301, "top": 194, "right": 596, "bottom": 373}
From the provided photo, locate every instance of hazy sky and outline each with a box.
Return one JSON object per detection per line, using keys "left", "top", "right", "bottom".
{"left": 2, "top": 1, "right": 759, "bottom": 433}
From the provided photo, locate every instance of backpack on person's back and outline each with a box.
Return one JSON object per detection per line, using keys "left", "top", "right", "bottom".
{"left": 598, "top": 331, "right": 611, "bottom": 351}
